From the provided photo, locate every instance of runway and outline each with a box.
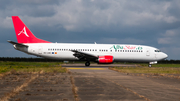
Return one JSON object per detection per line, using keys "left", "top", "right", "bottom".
{"left": 66, "top": 64, "right": 180, "bottom": 101}
{"left": 0, "top": 64, "right": 180, "bottom": 101}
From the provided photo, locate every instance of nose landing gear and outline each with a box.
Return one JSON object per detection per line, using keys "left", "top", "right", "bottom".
{"left": 149, "top": 61, "right": 157, "bottom": 67}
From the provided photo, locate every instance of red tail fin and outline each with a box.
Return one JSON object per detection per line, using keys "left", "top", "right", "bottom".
{"left": 12, "top": 16, "right": 51, "bottom": 43}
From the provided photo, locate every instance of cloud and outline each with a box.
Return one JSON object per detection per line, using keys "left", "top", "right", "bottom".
{"left": 100, "top": 38, "right": 144, "bottom": 44}
{"left": 0, "top": 16, "right": 12, "bottom": 28}
{"left": 0, "top": 0, "right": 180, "bottom": 59}
{"left": 158, "top": 28, "right": 180, "bottom": 45}
{"left": 158, "top": 38, "right": 173, "bottom": 44}
{"left": 50, "top": 0, "right": 180, "bottom": 31}
{"left": 1, "top": 0, "right": 179, "bottom": 32}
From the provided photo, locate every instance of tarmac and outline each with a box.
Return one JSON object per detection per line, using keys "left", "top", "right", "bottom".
{"left": 65, "top": 64, "right": 180, "bottom": 101}
{"left": 0, "top": 64, "right": 180, "bottom": 101}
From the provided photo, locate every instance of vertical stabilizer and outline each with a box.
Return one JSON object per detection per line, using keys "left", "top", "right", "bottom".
{"left": 12, "top": 16, "right": 51, "bottom": 43}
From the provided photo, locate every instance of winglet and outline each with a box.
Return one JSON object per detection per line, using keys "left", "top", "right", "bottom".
{"left": 12, "top": 16, "right": 51, "bottom": 43}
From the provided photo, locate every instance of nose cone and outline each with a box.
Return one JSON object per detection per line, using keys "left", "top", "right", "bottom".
{"left": 162, "top": 52, "right": 168, "bottom": 59}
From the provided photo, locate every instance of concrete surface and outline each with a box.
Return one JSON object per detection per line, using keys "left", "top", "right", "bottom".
{"left": 67, "top": 64, "right": 180, "bottom": 101}
{"left": 0, "top": 64, "right": 180, "bottom": 101}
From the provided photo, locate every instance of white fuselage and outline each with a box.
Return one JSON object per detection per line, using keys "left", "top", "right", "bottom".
{"left": 10, "top": 16, "right": 168, "bottom": 66}
{"left": 14, "top": 43, "right": 168, "bottom": 62}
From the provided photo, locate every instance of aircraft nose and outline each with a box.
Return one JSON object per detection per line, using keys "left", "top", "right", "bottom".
{"left": 163, "top": 53, "right": 168, "bottom": 59}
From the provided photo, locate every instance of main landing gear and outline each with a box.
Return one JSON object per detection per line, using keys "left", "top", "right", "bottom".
{"left": 85, "top": 61, "right": 90, "bottom": 66}
{"left": 148, "top": 64, "right": 152, "bottom": 67}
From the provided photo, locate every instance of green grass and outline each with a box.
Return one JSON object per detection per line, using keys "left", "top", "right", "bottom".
{"left": 152, "top": 64, "right": 180, "bottom": 67}
{"left": 139, "top": 63, "right": 180, "bottom": 67}
{"left": 112, "top": 66, "right": 180, "bottom": 74}
{"left": 0, "top": 61, "right": 66, "bottom": 73}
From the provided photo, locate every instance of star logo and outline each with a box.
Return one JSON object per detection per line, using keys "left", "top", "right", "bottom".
{"left": 18, "top": 27, "right": 29, "bottom": 37}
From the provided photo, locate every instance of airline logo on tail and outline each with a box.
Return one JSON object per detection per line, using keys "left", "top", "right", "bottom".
{"left": 18, "top": 27, "right": 29, "bottom": 37}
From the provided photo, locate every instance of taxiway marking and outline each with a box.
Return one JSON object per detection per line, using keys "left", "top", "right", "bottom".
{"left": 67, "top": 68, "right": 106, "bottom": 70}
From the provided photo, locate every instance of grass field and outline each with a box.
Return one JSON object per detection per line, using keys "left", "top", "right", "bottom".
{"left": 1, "top": 61, "right": 180, "bottom": 74}
{"left": 111, "top": 66, "right": 180, "bottom": 74}
{"left": 0, "top": 61, "right": 67, "bottom": 74}
{"left": 140, "top": 63, "right": 180, "bottom": 67}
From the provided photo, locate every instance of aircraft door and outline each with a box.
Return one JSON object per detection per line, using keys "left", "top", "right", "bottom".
{"left": 146, "top": 48, "right": 150, "bottom": 56}
{"left": 38, "top": 46, "right": 43, "bottom": 54}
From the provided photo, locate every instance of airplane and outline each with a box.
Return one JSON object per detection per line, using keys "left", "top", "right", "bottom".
{"left": 8, "top": 16, "right": 168, "bottom": 67}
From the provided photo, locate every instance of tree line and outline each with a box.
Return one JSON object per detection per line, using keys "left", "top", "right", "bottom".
{"left": 0, "top": 57, "right": 62, "bottom": 62}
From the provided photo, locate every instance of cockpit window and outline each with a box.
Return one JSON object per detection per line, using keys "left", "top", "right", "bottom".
{"left": 155, "top": 50, "right": 161, "bottom": 52}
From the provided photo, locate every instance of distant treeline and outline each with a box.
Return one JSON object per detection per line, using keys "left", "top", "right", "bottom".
{"left": 0, "top": 57, "right": 62, "bottom": 62}
{"left": 0, "top": 57, "right": 180, "bottom": 64}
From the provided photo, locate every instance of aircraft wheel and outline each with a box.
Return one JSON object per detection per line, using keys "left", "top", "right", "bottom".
{"left": 85, "top": 62, "right": 90, "bottom": 66}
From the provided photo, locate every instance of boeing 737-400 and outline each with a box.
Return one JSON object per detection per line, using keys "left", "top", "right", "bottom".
{"left": 8, "top": 16, "right": 168, "bottom": 67}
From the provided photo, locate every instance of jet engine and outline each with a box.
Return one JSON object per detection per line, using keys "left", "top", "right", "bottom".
{"left": 98, "top": 55, "right": 114, "bottom": 64}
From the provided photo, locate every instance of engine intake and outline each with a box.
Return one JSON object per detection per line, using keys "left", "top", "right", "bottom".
{"left": 98, "top": 55, "right": 114, "bottom": 64}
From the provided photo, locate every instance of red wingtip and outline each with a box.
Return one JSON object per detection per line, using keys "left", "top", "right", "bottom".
{"left": 12, "top": 16, "right": 51, "bottom": 43}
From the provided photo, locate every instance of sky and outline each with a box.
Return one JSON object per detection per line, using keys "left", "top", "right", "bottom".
{"left": 0, "top": 0, "right": 180, "bottom": 59}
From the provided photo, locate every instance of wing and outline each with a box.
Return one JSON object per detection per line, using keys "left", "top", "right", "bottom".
{"left": 71, "top": 50, "right": 98, "bottom": 61}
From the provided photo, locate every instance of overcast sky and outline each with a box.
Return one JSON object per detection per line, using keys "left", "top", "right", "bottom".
{"left": 0, "top": 0, "right": 180, "bottom": 59}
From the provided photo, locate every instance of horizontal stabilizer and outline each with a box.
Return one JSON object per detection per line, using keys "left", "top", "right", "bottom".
{"left": 7, "top": 40, "right": 28, "bottom": 47}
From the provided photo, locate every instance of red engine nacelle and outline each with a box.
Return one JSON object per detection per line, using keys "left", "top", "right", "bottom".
{"left": 98, "top": 55, "right": 114, "bottom": 64}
